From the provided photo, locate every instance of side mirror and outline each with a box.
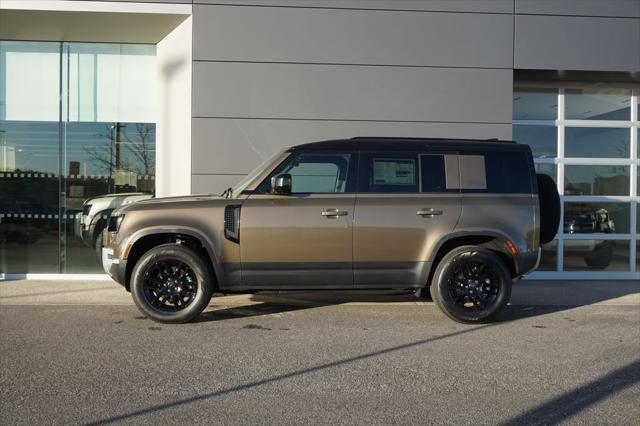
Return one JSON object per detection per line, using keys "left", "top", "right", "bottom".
{"left": 271, "top": 174, "right": 292, "bottom": 195}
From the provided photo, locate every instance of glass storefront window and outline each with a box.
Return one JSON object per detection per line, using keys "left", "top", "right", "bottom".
{"left": 534, "top": 163, "right": 556, "bottom": 184}
{"left": 0, "top": 41, "right": 156, "bottom": 274}
{"left": 513, "top": 88, "right": 557, "bottom": 120}
{"left": 565, "top": 88, "right": 631, "bottom": 121}
{"left": 563, "top": 202, "right": 630, "bottom": 235}
{"left": 563, "top": 240, "right": 629, "bottom": 271}
{"left": 565, "top": 127, "right": 629, "bottom": 158}
{"left": 564, "top": 165, "right": 629, "bottom": 196}
{"left": 513, "top": 125, "right": 557, "bottom": 158}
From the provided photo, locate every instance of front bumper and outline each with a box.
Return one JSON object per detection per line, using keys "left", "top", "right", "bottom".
{"left": 102, "top": 246, "right": 127, "bottom": 288}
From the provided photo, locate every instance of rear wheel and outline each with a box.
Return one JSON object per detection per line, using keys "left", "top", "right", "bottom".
{"left": 430, "top": 245, "right": 511, "bottom": 323}
{"left": 130, "top": 244, "right": 214, "bottom": 323}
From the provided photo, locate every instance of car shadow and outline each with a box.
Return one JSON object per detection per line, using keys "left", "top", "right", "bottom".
{"left": 190, "top": 281, "right": 638, "bottom": 324}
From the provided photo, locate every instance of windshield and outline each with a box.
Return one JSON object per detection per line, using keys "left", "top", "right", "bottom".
{"left": 230, "top": 150, "right": 286, "bottom": 195}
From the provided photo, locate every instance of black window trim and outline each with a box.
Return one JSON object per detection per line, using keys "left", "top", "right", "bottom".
{"left": 254, "top": 149, "right": 358, "bottom": 195}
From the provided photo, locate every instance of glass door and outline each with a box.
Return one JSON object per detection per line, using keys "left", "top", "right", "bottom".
{"left": 0, "top": 40, "right": 156, "bottom": 274}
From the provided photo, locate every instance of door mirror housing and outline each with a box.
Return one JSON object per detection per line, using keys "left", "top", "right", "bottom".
{"left": 271, "top": 174, "right": 292, "bottom": 195}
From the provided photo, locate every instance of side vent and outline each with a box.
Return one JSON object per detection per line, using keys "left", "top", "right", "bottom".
{"left": 224, "top": 205, "right": 241, "bottom": 243}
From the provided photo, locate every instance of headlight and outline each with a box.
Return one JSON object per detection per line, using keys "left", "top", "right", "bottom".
{"left": 107, "top": 214, "right": 125, "bottom": 233}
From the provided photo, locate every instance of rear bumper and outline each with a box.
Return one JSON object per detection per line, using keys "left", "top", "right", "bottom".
{"left": 102, "top": 247, "right": 127, "bottom": 288}
{"left": 515, "top": 248, "right": 541, "bottom": 276}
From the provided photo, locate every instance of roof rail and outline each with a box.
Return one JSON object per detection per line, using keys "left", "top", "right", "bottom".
{"left": 351, "top": 136, "right": 515, "bottom": 144}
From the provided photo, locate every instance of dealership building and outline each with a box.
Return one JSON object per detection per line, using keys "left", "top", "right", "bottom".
{"left": 0, "top": 0, "right": 638, "bottom": 279}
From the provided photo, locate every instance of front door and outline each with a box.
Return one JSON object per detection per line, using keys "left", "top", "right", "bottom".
{"left": 240, "top": 151, "right": 356, "bottom": 288}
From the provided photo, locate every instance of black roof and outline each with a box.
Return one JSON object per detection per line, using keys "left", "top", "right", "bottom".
{"left": 291, "top": 137, "right": 529, "bottom": 153}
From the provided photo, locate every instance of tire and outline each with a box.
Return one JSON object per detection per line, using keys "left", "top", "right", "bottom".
{"left": 584, "top": 241, "right": 614, "bottom": 270}
{"left": 130, "top": 244, "right": 214, "bottom": 323}
{"left": 94, "top": 231, "right": 103, "bottom": 259}
{"left": 537, "top": 173, "right": 561, "bottom": 244}
{"left": 430, "top": 245, "right": 512, "bottom": 324}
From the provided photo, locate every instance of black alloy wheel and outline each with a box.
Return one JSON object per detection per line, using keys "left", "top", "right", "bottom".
{"left": 431, "top": 245, "right": 512, "bottom": 323}
{"left": 131, "top": 244, "right": 214, "bottom": 323}
{"left": 142, "top": 259, "right": 198, "bottom": 312}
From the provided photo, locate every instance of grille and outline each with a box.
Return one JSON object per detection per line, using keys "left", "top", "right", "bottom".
{"left": 224, "top": 205, "right": 241, "bottom": 243}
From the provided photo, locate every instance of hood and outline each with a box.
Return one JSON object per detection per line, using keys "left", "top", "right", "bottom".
{"left": 112, "top": 194, "right": 222, "bottom": 216}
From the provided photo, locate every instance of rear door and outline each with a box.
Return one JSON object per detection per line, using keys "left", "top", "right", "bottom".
{"left": 353, "top": 151, "right": 462, "bottom": 288}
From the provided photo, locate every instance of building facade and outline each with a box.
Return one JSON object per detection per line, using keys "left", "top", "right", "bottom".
{"left": 0, "top": 0, "right": 638, "bottom": 279}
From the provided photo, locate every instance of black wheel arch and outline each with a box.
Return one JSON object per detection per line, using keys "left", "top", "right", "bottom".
{"left": 124, "top": 232, "right": 217, "bottom": 291}
{"left": 427, "top": 234, "right": 518, "bottom": 289}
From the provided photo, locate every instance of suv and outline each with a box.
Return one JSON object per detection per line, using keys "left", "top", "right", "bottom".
{"left": 101, "top": 137, "right": 560, "bottom": 324}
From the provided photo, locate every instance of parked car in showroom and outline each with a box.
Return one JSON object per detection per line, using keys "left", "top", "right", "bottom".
{"left": 101, "top": 137, "right": 560, "bottom": 324}
{"left": 75, "top": 192, "right": 153, "bottom": 256}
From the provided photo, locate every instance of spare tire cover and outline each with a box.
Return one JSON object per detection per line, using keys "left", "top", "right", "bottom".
{"left": 537, "top": 174, "right": 561, "bottom": 244}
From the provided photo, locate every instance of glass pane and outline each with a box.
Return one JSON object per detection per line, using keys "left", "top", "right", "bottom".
{"left": 1, "top": 40, "right": 61, "bottom": 273}
{"left": 513, "top": 125, "right": 557, "bottom": 159}
{"left": 62, "top": 122, "right": 155, "bottom": 273}
{"left": 636, "top": 241, "right": 639, "bottom": 271}
{"left": 283, "top": 153, "right": 351, "bottom": 193}
{"left": 513, "top": 88, "right": 558, "bottom": 120}
{"left": 565, "top": 88, "right": 631, "bottom": 121}
{"left": 535, "top": 163, "right": 556, "bottom": 184}
{"left": 563, "top": 240, "right": 629, "bottom": 271}
{"left": 564, "top": 202, "right": 630, "bottom": 234}
{"left": 565, "top": 127, "right": 630, "bottom": 158}
{"left": 420, "top": 155, "right": 447, "bottom": 193}
{"left": 539, "top": 240, "right": 558, "bottom": 271}
{"left": 564, "top": 165, "right": 629, "bottom": 196}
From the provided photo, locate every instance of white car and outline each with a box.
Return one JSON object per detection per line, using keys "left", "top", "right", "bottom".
{"left": 75, "top": 193, "right": 153, "bottom": 255}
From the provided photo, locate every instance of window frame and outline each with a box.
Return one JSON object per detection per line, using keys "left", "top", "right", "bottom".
{"left": 254, "top": 150, "right": 358, "bottom": 195}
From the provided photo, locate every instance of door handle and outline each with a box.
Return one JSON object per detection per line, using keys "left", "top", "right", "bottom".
{"left": 417, "top": 208, "right": 443, "bottom": 216}
{"left": 322, "top": 209, "right": 348, "bottom": 217}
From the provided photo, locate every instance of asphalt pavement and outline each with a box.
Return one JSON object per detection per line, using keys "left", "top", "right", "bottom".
{"left": 0, "top": 279, "right": 639, "bottom": 425}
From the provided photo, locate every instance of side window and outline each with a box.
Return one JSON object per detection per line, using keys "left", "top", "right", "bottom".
{"left": 260, "top": 152, "right": 352, "bottom": 194}
{"left": 459, "top": 151, "right": 532, "bottom": 193}
{"left": 420, "top": 154, "right": 450, "bottom": 193}
{"left": 359, "top": 153, "right": 418, "bottom": 193}
{"left": 485, "top": 151, "right": 532, "bottom": 193}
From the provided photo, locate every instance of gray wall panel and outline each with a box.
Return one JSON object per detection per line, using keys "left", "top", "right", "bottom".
{"left": 191, "top": 118, "right": 511, "bottom": 175}
{"left": 192, "top": 174, "right": 245, "bottom": 194}
{"left": 193, "top": 5, "right": 513, "bottom": 68}
{"left": 515, "top": 15, "right": 640, "bottom": 72}
{"left": 192, "top": 62, "right": 513, "bottom": 123}
{"left": 516, "top": 0, "right": 640, "bottom": 18}
{"left": 194, "top": 1, "right": 514, "bottom": 13}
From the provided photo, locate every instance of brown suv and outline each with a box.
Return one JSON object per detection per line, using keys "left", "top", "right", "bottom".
{"left": 102, "top": 137, "right": 560, "bottom": 324}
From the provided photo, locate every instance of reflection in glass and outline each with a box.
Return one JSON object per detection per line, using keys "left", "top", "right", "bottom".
{"left": 565, "top": 88, "right": 631, "bottom": 121}
{"left": 0, "top": 40, "right": 156, "bottom": 274}
{"left": 563, "top": 240, "right": 629, "bottom": 271}
{"left": 564, "top": 165, "right": 629, "bottom": 196}
{"left": 565, "top": 127, "right": 629, "bottom": 158}
{"left": 513, "top": 125, "right": 556, "bottom": 158}
{"left": 563, "top": 202, "right": 630, "bottom": 234}
{"left": 534, "top": 163, "right": 556, "bottom": 184}
{"left": 513, "top": 88, "right": 557, "bottom": 120}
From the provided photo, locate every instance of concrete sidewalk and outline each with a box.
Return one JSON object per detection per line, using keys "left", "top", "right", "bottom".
{"left": 1, "top": 279, "right": 638, "bottom": 307}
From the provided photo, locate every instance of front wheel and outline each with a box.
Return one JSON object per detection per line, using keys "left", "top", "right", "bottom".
{"left": 430, "top": 246, "right": 512, "bottom": 324}
{"left": 130, "top": 244, "right": 214, "bottom": 323}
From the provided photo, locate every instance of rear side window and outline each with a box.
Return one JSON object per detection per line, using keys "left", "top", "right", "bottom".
{"left": 459, "top": 151, "right": 532, "bottom": 193}
{"left": 420, "top": 155, "right": 448, "bottom": 192}
{"left": 359, "top": 153, "right": 418, "bottom": 193}
{"left": 485, "top": 151, "right": 532, "bottom": 193}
